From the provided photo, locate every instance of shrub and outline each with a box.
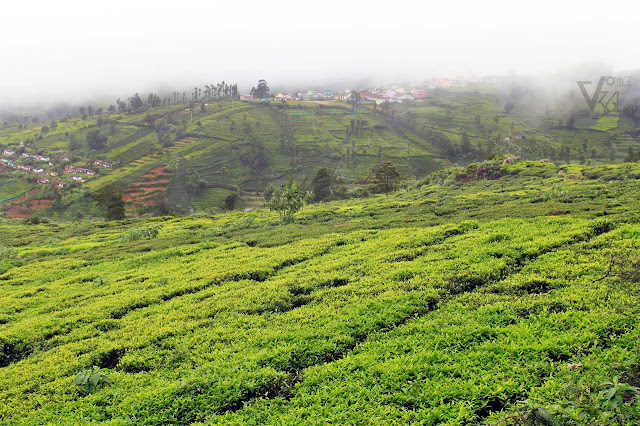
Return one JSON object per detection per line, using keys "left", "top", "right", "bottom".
{"left": 268, "top": 182, "right": 312, "bottom": 224}
{"left": 121, "top": 225, "right": 162, "bottom": 242}
{"left": 74, "top": 366, "right": 111, "bottom": 393}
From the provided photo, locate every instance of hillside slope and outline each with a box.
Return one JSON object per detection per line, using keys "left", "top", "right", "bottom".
{"left": 2, "top": 84, "right": 638, "bottom": 219}
{"left": 0, "top": 161, "right": 639, "bottom": 424}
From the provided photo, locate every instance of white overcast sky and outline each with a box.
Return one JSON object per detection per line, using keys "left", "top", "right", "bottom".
{"left": 0, "top": 0, "right": 638, "bottom": 105}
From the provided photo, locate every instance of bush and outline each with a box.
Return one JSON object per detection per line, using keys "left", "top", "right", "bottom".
{"left": 74, "top": 366, "right": 111, "bottom": 393}
{"left": 121, "top": 225, "right": 162, "bottom": 242}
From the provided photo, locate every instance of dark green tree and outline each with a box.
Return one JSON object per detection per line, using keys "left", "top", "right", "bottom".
{"left": 250, "top": 79, "right": 270, "bottom": 99}
{"left": 129, "top": 93, "right": 144, "bottom": 110}
{"left": 373, "top": 161, "right": 401, "bottom": 193}
{"left": 94, "top": 184, "right": 125, "bottom": 220}
{"left": 461, "top": 132, "right": 472, "bottom": 154}
{"left": 224, "top": 193, "right": 239, "bottom": 211}
{"left": 69, "top": 134, "right": 81, "bottom": 151}
{"left": 87, "top": 130, "right": 108, "bottom": 150}
{"left": 311, "top": 168, "right": 345, "bottom": 201}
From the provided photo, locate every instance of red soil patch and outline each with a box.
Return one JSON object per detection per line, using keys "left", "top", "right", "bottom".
{"left": 5, "top": 205, "right": 31, "bottom": 219}
{"left": 148, "top": 166, "right": 167, "bottom": 175}
{"left": 147, "top": 178, "right": 170, "bottom": 183}
{"left": 30, "top": 199, "right": 52, "bottom": 210}
{"left": 8, "top": 193, "right": 26, "bottom": 204}
{"left": 133, "top": 186, "right": 164, "bottom": 192}
{"left": 122, "top": 192, "right": 146, "bottom": 201}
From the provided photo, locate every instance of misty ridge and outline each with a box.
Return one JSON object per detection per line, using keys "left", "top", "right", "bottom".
{"left": 1, "top": 64, "right": 639, "bottom": 121}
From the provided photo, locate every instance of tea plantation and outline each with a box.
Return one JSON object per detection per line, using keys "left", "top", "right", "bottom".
{"left": 1, "top": 161, "right": 639, "bottom": 424}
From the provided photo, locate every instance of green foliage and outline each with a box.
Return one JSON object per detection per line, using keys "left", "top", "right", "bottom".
{"left": 94, "top": 184, "right": 126, "bottom": 220}
{"left": 372, "top": 161, "right": 401, "bottom": 193}
{"left": 74, "top": 366, "right": 111, "bottom": 393}
{"left": 311, "top": 168, "right": 346, "bottom": 201}
{"left": 224, "top": 193, "right": 239, "bottom": 211}
{"left": 87, "top": 129, "right": 108, "bottom": 150}
{"left": 121, "top": 225, "right": 162, "bottom": 242}
{"left": 0, "top": 245, "right": 18, "bottom": 260}
{"left": 263, "top": 183, "right": 275, "bottom": 201}
{"left": 267, "top": 182, "right": 312, "bottom": 224}
{"left": 516, "top": 401, "right": 553, "bottom": 425}
{"left": 93, "top": 276, "right": 109, "bottom": 286}
{"left": 44, "top": 237, "right": 61, "bottom": 248}
{"left": 531, "top": 376, "right": 640, "bottom": 425}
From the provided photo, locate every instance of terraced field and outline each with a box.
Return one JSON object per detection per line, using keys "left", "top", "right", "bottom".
{"left": 122, "top": 166, "right": 173, "bottom": 209}
{"left": 0, "top": 161, "right": 639, "bottom": 424}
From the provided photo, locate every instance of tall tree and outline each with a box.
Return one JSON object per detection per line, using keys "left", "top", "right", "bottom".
{"left": 373, "top": 161, "right": 401, "bottom": 193}
{"left": 94, "top": 184, "right": 125, "bottom": 220}
{"left": 250, "top": 79, "right": 270, "bottom": 99}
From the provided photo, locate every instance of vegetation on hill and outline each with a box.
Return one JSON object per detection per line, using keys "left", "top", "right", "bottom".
{"left": 2, "top": 81, "right": 638, "bottom": 220}
{"left": 0, "top": 160, "right": 639, "bottom": 424}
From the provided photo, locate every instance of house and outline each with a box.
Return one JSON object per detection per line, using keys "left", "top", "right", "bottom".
{"left": 37, "top": 178, "right": 50, "bottom": 184}
{"left": 240, "top": 94, "right": 253, "bottom": 101}
{"left": 413, "top": 89, "right": 427, "bottom": 98}
{"left": 52, "top": 180, "right": 66, "bottom": 187}
{"left": 435, "top": 78, "right": 452, "bottom": 88}
{"left": 2, "top": 150, "right": 15, "bottom": 156}
{"left": 383, "top": 90, "right": 396, "bottom": 98}
{"left": 93, "top": 160, "right": 112, "bottom": 168}
{"left": 64, "top": 165, "right": 76, "bottom": 173}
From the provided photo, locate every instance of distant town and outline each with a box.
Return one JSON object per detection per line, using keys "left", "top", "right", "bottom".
{"left": 241, "top": 74, "right": 486, "bottom": 102}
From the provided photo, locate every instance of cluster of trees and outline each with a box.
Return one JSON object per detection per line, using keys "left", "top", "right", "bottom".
{"left": 203, "top": 81, "right": 239, "bottom": 100}
{"left": 310, "top": 168, "right": 347, "bottom": 201}
{"left": 622, "top": 103, "right": 640, "bottom": 122}
{"left": 113, "top": 81, "right": 241, "bottom": 115}
{"left": 250, "top": 80, "right": 270, "bottom": 99}
{"left": 349, "top": 91, "right": 361, "bottom": 108}
{"left": 348, "top": 118, "right": 367, "bottom": 137}
{"left": 625, "top": 147, "right": 640, "bottom": 163}
{"left": 87, "top": 130, "right": 108, "bottom": 150}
